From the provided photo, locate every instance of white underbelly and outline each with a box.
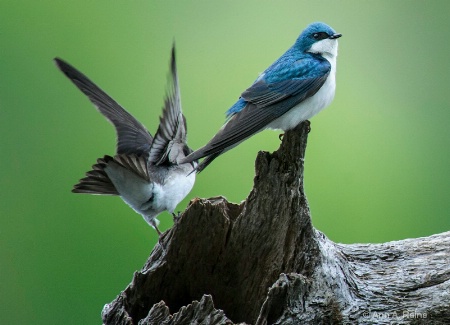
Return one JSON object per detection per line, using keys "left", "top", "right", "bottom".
{"left": 268, "top": 62, "right": 336, "bottom": 131}
{"left": 154, "top": 171, "right": 196, "bottom": 214}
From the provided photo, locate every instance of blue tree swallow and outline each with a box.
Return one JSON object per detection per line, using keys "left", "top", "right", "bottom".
{"left": 181, "top": 22, "right": 341, "bottom": 171}
{"left": 55, "top": 46, "right": 197, "bottom": 236}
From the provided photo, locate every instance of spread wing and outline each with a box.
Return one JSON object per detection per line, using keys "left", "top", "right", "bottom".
{"left": 148, "top": 44, "right": 188, "bottom": 165}
{"left": 72, "top": 154, "right": 150, "bottom": 195}
{"left": 54, "top": 58, "right": 153, "bottom": 158}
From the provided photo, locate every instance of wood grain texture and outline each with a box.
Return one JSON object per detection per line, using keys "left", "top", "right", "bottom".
{"left": 102, "top": 122, "right": 450, "bottom": 325}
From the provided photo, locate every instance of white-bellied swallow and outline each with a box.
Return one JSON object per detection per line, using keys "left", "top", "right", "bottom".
{"left": 55, "top": 45, "right": 196, "bottom": 236}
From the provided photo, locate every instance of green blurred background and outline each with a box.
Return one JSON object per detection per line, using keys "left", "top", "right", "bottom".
{"left": 1, "top": 1, "right": 449, "bottom": 324}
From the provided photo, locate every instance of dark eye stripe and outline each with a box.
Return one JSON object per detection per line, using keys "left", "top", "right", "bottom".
{"left": 312, "top": 32, "right": 329, "bottom": 40}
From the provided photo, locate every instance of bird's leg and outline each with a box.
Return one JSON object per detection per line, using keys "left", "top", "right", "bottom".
{"left": 149, "top": 218, "right": 163, "bottom": 241}
{"left": 153, "top": 226, "right": 167, "bottom": 251}
{"left": 149, "top": 225, "right": 166, "bottom": 251}
{"left": 172, "top": 212, "right": 181, "bottom": 223}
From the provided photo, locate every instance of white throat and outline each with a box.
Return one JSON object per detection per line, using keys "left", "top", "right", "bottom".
{"left": 307, "top": 38, "right": 339, "bottom": 62}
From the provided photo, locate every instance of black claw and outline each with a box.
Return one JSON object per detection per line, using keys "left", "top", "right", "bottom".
{"left": 172, "top": 212, "right": 181, "bottom": 223}
{"left": 279, "top": 133, "right": 284, "bottom": 141}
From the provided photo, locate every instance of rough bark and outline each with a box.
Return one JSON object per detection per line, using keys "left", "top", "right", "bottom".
{"left": 102, "top": 122, "right": 450, "bottom": 325}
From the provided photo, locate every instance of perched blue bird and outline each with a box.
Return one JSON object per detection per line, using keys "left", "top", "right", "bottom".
{"left": 55, "top": 46, "right": 197, "bottom": 236}
{"left": 181, "top": 22, "right": 341, "bottom": 171}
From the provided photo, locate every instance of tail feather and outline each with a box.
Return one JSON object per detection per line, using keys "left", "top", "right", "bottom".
{"left": 193, "top": 152, "right": 222, "bottom": 174}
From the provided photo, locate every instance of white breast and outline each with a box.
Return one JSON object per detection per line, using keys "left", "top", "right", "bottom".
{"left": 154, "top": 170, "right": 196, "bottom": 214}
{"left": 267, "top": 62, "right": 335, "bottom": 131}
{"left": 268, "top": 39, "right": 338, "bottom": 131}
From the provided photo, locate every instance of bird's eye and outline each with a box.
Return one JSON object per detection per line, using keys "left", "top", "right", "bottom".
{"left": 312, "top": 32, "right": 329, "bottom": 40}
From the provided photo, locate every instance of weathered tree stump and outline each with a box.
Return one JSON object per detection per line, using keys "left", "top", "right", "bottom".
{"left": 102, "top": 122, "right": 450, "bottom": 325}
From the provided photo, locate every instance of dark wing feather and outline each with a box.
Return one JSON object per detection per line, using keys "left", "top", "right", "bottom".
{"left": 72, "top": 154, "right": 150, "bottom": 195}
{"left": 194, "top": 151, "right": 222, "bottom": 173}
{"left": 184, "top": 71, "right": 329, "bottom": 166}
{"left": 242, "top": 76, "right": 320, "bottom": 107}
{"left": 112, "top": 154, "right": 150, "bottom": 181}
{"left": 54, "top": 58, "right": 153, "bottom": 158}
{"left": 148, "top": 44, "right": 187, "bottom": 165}
{"left": 72, "top": 155, "right": 119, "bottom": 195}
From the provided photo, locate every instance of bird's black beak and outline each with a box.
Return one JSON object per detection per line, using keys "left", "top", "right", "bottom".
{"left": 329, "top": 33, "right": 342, "bottom": 39}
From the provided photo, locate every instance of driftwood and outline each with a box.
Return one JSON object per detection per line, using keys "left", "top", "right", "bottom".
{"left": 101, "top": 122, "right": 450, "bottom": 325}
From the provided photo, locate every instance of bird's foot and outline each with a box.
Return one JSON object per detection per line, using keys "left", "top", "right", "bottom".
{"left": 279, "top": 133, "right": 284, "bottom": 141}
{"left": 172, "top": 212, "right": 182, "bottom": 223}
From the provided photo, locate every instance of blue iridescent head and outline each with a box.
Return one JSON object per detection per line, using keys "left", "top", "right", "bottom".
{"left": 295, "top": 22, "right": 341, "bottom": 53}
